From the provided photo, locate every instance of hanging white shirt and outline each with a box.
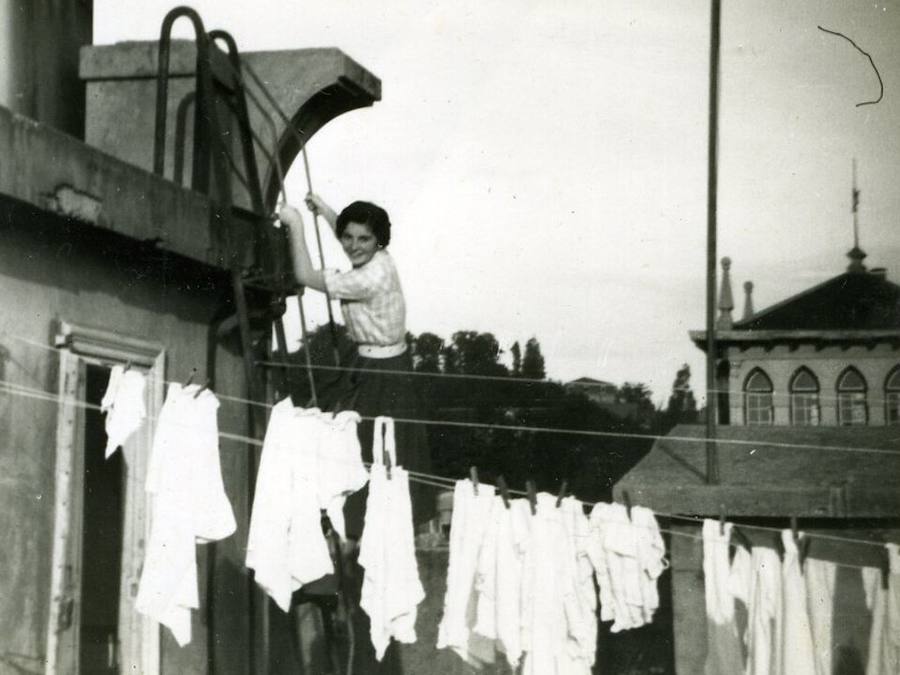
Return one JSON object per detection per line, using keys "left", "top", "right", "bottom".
{"left": 702, "top": 519, "right": 745, "bottom": 675}
{"left": 316, "top": 410, "right": 368, "bottom": 540}
{"left": 777, "top": 530, "right": 816, "bottom": 675}
{"left": 101, "top": 365, "right": 147, "bottom": 458}
{"left": 358, "top": 417, "right": 424, "bottom": 661}
{"left": 863, "top": 543, "right": 900, "bottom": 675}
{"left": 473, "top": 496, "right": 531, "bottom": 670}
{"left": 436, "top": 478, "right": 497, "bottom": 667}
{"left": 745, "top": 546, "right": 782, "bottom": 675}
{"left": 135, "top": 383, "right": 235, "bottom": 646}
{"left": 559, "top": 496, "right": 598, "bottom": 673}
{"left": 804, "top": 557, "right": 836, "bottom": 675}
{"left": 246, "top": 399, "right": 333, "bottom": 611}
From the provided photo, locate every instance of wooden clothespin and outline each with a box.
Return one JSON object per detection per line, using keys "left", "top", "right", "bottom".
{"left": 526, "top": 480, "right": 537, "bottom": 515}
{"left": 193, "top": 378, "right": 210, "bottom": 399}
{"left": 719, "top": 505, "right": 726, "bottom": 536}
{"left": 497, "top": 475, "right": 511, "bottom": 510}
{"left": 555, "top": 480, "right": 568, "bottom": 508}
{"left": 469, "top": 466, "right": 480, "bottom": 495}
{"left": 184, "top": 369, "right": 196, "bottom": 387}
{"left": 123, "top": 361, "right": 132, "bottom": 372}
{"left": 790, "top": 516, "right": 800, "bottom": 545}
{"left": 622, "top": 490, "right": 633, "bottom": 521}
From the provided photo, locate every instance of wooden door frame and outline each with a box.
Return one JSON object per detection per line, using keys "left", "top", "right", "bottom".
{"left": 45, "top": 321, "right": 165, "bottom": 675}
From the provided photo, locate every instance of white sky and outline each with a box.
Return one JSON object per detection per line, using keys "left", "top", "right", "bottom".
{"left": 95, "top": 1, "right": 900, "bottom": 403}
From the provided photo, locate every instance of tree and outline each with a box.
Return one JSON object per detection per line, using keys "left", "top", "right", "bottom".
{"left": 618, "top": 382, "right": 657, "bottom": 429}
{"left": 442, "top": 331, "right": 508, "bottom": 376}
{"left": 520, "top": 337, "right": 546, "bottom": 380}
{"left": 412, "top": 332, "right": 443, "bottom": 373}
{"left": 510, "top": 341, "right": 522, "bottom": 377}
{"left": 663, "top": 363, "right": 698, "bottom": 429}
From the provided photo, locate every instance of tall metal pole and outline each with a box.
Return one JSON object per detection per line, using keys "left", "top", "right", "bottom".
{"left": 705, "top": 0, "right": 721, "bottom": 484}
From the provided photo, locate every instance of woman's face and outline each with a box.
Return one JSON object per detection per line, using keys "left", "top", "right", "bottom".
{"left": 340, "top": 221, "right": 379, "bottom": 267}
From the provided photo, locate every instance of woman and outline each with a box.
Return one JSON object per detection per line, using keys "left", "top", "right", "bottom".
{"left": 279, "top": 196, "right": 435, "bottom": 538}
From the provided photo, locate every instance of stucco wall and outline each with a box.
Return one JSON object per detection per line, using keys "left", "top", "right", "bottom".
{"left": 724, "top": 343, "right": 900, "bottom": 425}
{"left": 0, "top": 201, "right": 255, "bottom": 674}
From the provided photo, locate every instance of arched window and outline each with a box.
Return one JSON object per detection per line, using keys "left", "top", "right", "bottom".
{"left": 886, "top": 367, "right": 900, "bottom": 426}
{"left": 744, "top": 369, "right": 774, "bottom": 426}
{"left": 790, "top": 368, "right": 819, "bottom": 426}
{"left": 837, "top": 367, "right": 868, "bottom": 426}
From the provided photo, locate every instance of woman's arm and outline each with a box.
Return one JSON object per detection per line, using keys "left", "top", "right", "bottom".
{"left": 305, "top": 193, "right": 338, "bottom": 233}
{"left": 279, "top": 205, "right": 327, "bottom": 292}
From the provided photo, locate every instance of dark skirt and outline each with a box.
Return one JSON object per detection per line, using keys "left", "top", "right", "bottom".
{"left": 316, "top": 347, "right": 436, "bottom": 539}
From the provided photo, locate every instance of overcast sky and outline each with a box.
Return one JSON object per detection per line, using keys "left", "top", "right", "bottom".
{"left": 95, "top": 1, "right": 900, "bottom": 403}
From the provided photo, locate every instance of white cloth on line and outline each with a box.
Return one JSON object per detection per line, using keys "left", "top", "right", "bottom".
{"left": 135, "top": 383, "right": 235, "bottom": 646}
{"left": 436, "top": 478, "right": 497, "bottom": 667}
{"left": 863, "top": 543, "right": 900, "bottom": 675}
{"left": 358, "top": 417, "right": 424, "bottom": 661}
{"left": 701, "top": 519, "right": 745, "bottom": 675}
{"left": 588, "top": 502, "right": 668, "bottom": 633}
{"left": 246, "top": 399, "right": 334, "bottom": 611}
{"left": 559, "top": 495, "right": 598, "bottom": 673}
{"left": 472, "top": 495, "right": 531, "bottom": 669}
{"left": 316, "top": 409, "right": 368, "bottom": 540}
{"left": 101, "top": 364, "right": 147, "bottom": 458}
{"left": 804, "top": 556, "right": 836, "bottom": 675}
{"left": 777, "top": 530, "right": 816, "bottom": 675}
{"left": 745, "top": 546, "right": 782, "bottom": 675}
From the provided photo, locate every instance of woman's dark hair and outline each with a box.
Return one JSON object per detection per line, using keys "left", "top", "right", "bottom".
{"left": 335, "top": 201, "right": 391, "bottom": 247}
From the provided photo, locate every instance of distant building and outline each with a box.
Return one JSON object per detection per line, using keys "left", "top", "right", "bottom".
{"left": 565, "top": 376, "right": 639, "bottom": 419}
{"left": 690, "top": 247, "right": 900, "bottom": 426}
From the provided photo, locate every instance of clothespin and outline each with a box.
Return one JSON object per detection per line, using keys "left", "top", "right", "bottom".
{"left": 881, "top": 548, "right": 890, "bottom": 590}
{"left": 719, "top": 505, "right": 726, "bottom": 536}
{"left": 193, "top": 378, "right": 210, "bottom": 399}
{"left": 622, "top": 490, "right": 633, "bottom": 521}
{"left": 469, "top": 466, "right": 479, "bottom": 495}
{"left": 382, "top": 422, "right": 392, "bottom": 480}
{"left": 526, "top": 480, "right": 537, "bottom": 515}
{"left": 555, "top": 480, "right": 568, "bottom": 508}
{"left": 497, "top": 475, "right": 511, "bottom": 510}
{"left": 790, "top": 516, "right": 800, "bottom": 546}
{"left": 184, "top": 369, "right": 196, "bottom": 387}
{"left": 123, "top": 361, "right": 132, "bottom": 372}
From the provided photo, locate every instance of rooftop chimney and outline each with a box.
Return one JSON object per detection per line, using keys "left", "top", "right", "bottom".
{"left": 870, "top": 267, "right": 887, "bottom": 280}
{"left": 717, "top": 257, "right": 734, "bottom": 330}
{"left": 742, "top": 281, "right": 754, "bottom": 321}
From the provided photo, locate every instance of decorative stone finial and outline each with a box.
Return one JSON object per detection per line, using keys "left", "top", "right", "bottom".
{"left": 717, "top": 257, "right": 734, "bottom": 330}
{"left": 742, "top": 281, "right": 754, "bottom": 321}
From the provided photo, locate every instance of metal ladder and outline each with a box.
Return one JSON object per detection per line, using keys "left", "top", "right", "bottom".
{"left": 151, "top": 7, "right": 348, "bottom": 674}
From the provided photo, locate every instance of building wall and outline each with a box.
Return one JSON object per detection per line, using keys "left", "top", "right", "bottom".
{"left": 0, "top": 202, "right": 255, "bottom": 674}
{"left": 724, "top": 342, "right": 900, "bottom": 426}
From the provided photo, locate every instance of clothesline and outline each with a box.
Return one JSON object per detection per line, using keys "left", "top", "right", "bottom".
{"left": 257, "top": 357, "right": 900, "bottom": 406}
{"left": 6, "top": 332, "right": 899, "bottom": 457}
{"left": 2, "top": 377, "right": 893, "bottom": 554}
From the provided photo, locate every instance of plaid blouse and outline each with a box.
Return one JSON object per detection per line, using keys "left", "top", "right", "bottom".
{"left": 323, "top": 250, "right": 407, "bottom": 346}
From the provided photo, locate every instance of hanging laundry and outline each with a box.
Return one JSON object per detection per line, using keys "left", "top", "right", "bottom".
{"left": 588, "top": 502, "right": 668, "bottom": 632}
{"left": 728, "top": 543, "right": 753, "bottom": 653}
{"left": 745, "top": 546, "right": 782, "bottom": 675}
{"left": 135, "top": 383, "right": 235, "bottom": 646}
{"left": 777, "top": 530, "right": 816, "bottom": 675}
{"left": 436, "top": 478, "right": 497, "bottom": 667}
{"left": 246, "top": 399, "right": 334, "bottom": 611}
{"left": 358, "top": 417, "right": 424, "bottom": 661}
{"left": 472, "top": 495, "right": 531, "bottom": 670}
{"left": 804, "top": 557, "right": 837, "bottom": 675}
{"left": 702, "top": 519, "right": 745, "bottom": 675}
{"left": 519, "top": 493, "right": 594, "bottom": 675}
{"left": 316, "top": 409, "right": 368, "bottom": 540}
{"left": 558, "top": 496, "right": 598, "bottom": 674}
{"left": 100, "top": 364, "right": 146, "bottom": 458}
{"left": 862, "top": 543, "right": 900, "bottom": 675}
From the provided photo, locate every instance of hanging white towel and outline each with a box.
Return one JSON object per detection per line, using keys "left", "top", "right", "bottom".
{"left": 804, "top": 557, "right": 836, "bottom": 675}
{"left": 436, "top": 478, "right": 497, "bottom": 667}
{"left": 316, "top": 410, "right": 368, "bottom": 540}
{"left": 358, "top": 417, "right": 424, "bottom": 661}
{"left": 588, "top": 502, "right": 668, "bottom": 632}
{"left": 777, "top": 530, "right": 816, "bottom": 675}
{"left": 101, "top": 365, "right": 147, "bottom": 458}
{"left": 246, "top": 399, "right": 333, "bottom": 611}
{"left": 559, "top": 496, "right": 598, "bottom": 674}
{"left": 135, "top": 383, "right": 235, "bottom": 646}
{"left": 745, "top": 546, "right": 782, "bottom": 675}
{"left": 702, "top": 519, "right": 745, "bottom": 675}
{"left": 473, "top": 496, "right": 531, "bottom": 670}
{"left": 863, "top": 544, "right": 900, "bottom": 675}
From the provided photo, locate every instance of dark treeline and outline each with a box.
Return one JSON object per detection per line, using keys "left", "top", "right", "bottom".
{"left": 287, "top": 325, "right": 698, "bottom": 503}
